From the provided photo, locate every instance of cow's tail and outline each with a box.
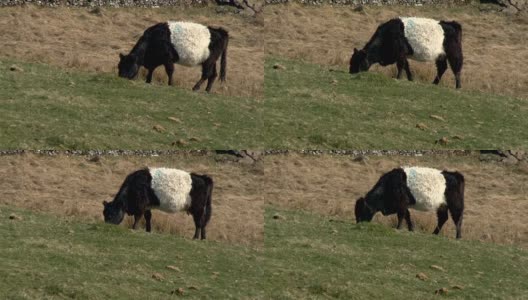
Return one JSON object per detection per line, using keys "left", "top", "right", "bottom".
{"left": 219, "top": 28, "right": 229, "bottom": 82}
{"left": 202, "top": 175, "right": 214, "bottom": 226}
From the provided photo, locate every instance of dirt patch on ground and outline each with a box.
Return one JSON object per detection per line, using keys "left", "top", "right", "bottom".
{"left": 264, "top": 153, "right": 528, "bottom": 248}
{"left": 266, "top": 4, "right": 528, "bottom": 99}
{"left": 0, "top": 153, "right": 264, "bottom": 247}
{"left": 0, "top": 6, "right": 264, "bottom": 98}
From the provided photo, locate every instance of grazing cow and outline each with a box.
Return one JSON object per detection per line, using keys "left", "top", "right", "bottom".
{"left": 118, "top": 21, "right": 229, "bottom": 92}
{"left": 355, "top": 166, "right": 464, "bottom": 239}
{"left": 103, "top": 167, "right": 213, "bottom": 240}
{"left": 349, "top": 17, "right": 463, "bottom": 89}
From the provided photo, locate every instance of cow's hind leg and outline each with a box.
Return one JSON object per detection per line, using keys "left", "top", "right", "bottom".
{"left": 164, "top": 63, "right": 174, "bottom": 86}
{"left": 404, "top": 209, "right": 414, "bottom": 231}
{"left": 433, "top": 57, "right": 448, "bottom": 85}
{"left": 191, "top": 212, "right": 203, "bottom": 240}
{"left": 205, "top": 64, "right": 218, "bottom": 93}
{"left": 192, "top": 62, "right": 213, "bottom": 92}
{"left": 450, "top": 209, "right": 463, "bottom": 239}
{"left": 433, "top": 205, "right": 449, "bottom": 235}
{"left": 446, "top": 47, "right": 463, "bottom": 89}
{"left": 200, "top": 213, "right": 207, "bottom": 240}
{"left": 144, "top": 210, "right": 152, "bottom": 233}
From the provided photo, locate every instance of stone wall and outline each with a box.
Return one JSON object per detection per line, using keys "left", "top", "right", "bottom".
{"left": 495, "top": 0, "right": 527, "bottom": 14}
{"left": 0, "top": 0, "right": 212, "bottom": 7}
{"left": 264, "top": 0, "right": 472, "bottom": 5}
{"left": 0, "top": 0, "right": 263, "bottom": 14}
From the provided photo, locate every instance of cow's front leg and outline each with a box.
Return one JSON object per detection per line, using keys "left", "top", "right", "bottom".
{"left": 396, "top": 210, "right": 405, "bottom": 229}
{"left": 132, "top": 214, "right": 142, "bottom": 230}
{"left": 146, "top": 68, "right": 154, "bottom": 84}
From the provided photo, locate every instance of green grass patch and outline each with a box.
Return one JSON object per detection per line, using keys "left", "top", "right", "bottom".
{"left": 0, "top": 59, "right": 263, "bottom": 149}
{"left": 265, "top": 57, "right": 528, "bottom": 149}
{"left": 0, "top": 206, "right": 265, "bottom": 299}
{"left": 265, "top": 207, "right": 528, "bottom": 299}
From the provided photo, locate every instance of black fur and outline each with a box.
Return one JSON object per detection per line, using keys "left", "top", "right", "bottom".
{"left": 118, "top": 22, "right": 229, "bottom": 93}
{"left": 354, "top": 167, "right": 465, "bottom": 239}
{"left": 349, "top": 18, "right": 463, "bottom": 89}
{"left": 102, "top": 168, "right": 214, "bottom": 240}
{"left": 191, "top": 26, "right": 229, "bottom": 92}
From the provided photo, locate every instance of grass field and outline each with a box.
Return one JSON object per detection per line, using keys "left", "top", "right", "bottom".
{"left": 265, "top": 207, "right": 528, "bottom": 299}
{"left": 2, "top": 200, "right": 526, "bottom": 298}
{"left": 264, "top": 57, "right": 528, "bottom": 149}
{"left": 0, "top": 60, "right": 264, "bottom": 149}
{"left": 0, "top": 206, "right": 266, "bottom": 299}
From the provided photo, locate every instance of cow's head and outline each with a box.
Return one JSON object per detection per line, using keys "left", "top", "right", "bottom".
{"left": 118, "top": 53, "right": 140, "bottom": 79}
{"left": 355, "top": 197, "right": 375, "bottom": 223}
{"left": 349, "top": 48, "right": 370, "bottom": 74}
{"left": 102, "top": 200, "right": 125, "bottom": 225}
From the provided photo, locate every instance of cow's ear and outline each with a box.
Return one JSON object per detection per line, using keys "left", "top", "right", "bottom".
{"left": 103, "top": 200, "right": 109, "bottom": 206}
{"left": 353, "top": 48, "right": 358, "bottom": 53}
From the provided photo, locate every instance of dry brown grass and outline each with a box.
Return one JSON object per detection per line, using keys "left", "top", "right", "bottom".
{"left": 263, "top": 153, "right": 528, "bottom": 249}
{"left": 0, "top": 5, "right": 264, "bottom": 98}
{"left": 0, "top": 153, "right": 264, "bottom": 247}
{"left": 265, "top": 4, "right": 528, "bottom": 99}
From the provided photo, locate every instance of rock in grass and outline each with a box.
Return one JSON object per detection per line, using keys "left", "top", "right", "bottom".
{"left": 152, "top": 273, "right": 164, "bottom": 281}
{"left": 168, "top": 117, "right": 181, "bottom": 123}
{"left": 435, "top": 137, "right": 449, "bottom": 145}
{"left": 171, "top": 288, "right": 184, "bottom": 295}
{"left": 430, "top": 265, "right": 446, "bottom": 272}
{"left": 435, "top": 287, "right": 448, "bottom": 295}
{"left": 272, "top": 214, "right": 283, "bottom": 220}
{"left": 452, "top": 285, "right": 464, "bottom": 290}
{"left": 172, "top": 139, "right": 188, "bottom": 147}
{"left": 9, "top": 214, "right": 21, "bottom": 220}
{"left": 9, "top": 65, "right": 23, "bottom": 72}
{"left": 416, "top": 272, "right": 428, "bottom": 281}
{"left": 430, "top": 114, "right": 446, "bottom": 122}
{"left": 153, "top": 125, "right": 165, "bottom": 133}
{"left": 272, "top": 63, "right": 286, "bottom": 70}
{"left": 416, "top": 123, "right": 428, "bottom": 130}
{"left": 166, "top": 265, "right": 181, "bottom": 272}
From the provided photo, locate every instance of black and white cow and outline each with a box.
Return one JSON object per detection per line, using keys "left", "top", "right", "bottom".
{"left": 350, "top": 17, "right": 463, "bottom": 89}
{"left": 118, "top": 21, "right": 229, "bottom": 93}
{"left": 355, "top": 166, "right": 465, "bottom": 239}
{"left": 103, "top": 167, "right": 213, "bottom": 240}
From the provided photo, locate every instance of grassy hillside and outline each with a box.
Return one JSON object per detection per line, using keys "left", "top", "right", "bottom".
{"left": 265, "top": 207, "right": 528, "bottom": 299}
{"left": 2, "top": 200, "right": 527, "bottom": 298}
{"left": 264, "top": 57, "right": 528, "bottom": 149}
{"left": 0, "top": 206, "right": 265, "bottom": 299}
{"left": 0, "top": 60, "right": 263, "bottom": 149}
